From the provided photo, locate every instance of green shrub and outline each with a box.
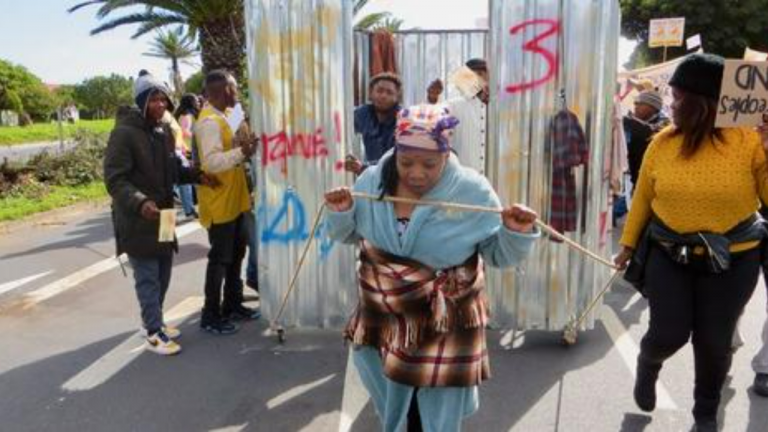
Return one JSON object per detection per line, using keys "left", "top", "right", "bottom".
{"left": 29, "top": 131, "right": 107, "bottom": 187}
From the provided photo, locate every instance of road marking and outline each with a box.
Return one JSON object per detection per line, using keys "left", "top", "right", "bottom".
{"left": 209, "top": 425, "right": 248, "bottom": 432}
{"left": 601, "top": 304, "right": 678, "bottom": 410}
{"left": 621, "top": 292, "right": 645, "bottom": 312}
{"left": 266, "top": 374, "right": 337, "bottom": 410}
{"left": 339, "top": 348, "right": 370, "bottom": 432}
{"left": 61, "top": 296, "right": 204, "bottom": 392}
{"left": 18, "top": 222, "right": 202, "bottom": 308}
{"left": 0, "top": 271, "right": 53, "bottom": 297}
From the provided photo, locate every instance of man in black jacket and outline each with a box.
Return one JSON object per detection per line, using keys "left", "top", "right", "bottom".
{"left": 104, "top": 73, "right": 213, "bottom": 356}
{"left": 623, "top": 90, "right": 669, "bottom": 189}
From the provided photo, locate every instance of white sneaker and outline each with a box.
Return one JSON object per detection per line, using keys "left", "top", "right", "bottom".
{"left": 146, "top": 331, "right": 181, "bottom": 356}
{"left": 162, "top": 326, "right": 181, "bottom": 339}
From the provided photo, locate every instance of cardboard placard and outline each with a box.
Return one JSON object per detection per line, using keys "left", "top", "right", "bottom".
{"left": 744, "top": 47, "right": 768, "bottom": 62}
{"left": 228, "top": 103, "right": 246, "bottom": 133}
{"left": 158, "top": 209, "right": 177, "bottom": 243}
{"left": 448, "top": 66, "right": 484, "bottom": 99}
{"left": 686, "top": 34, "right": 701, "bottom": 51}
{"left": 649, "top": 18, "right": 685, "bottom": 48}
{"left": 716, "top": 60, "right": 768, "bottom": 128}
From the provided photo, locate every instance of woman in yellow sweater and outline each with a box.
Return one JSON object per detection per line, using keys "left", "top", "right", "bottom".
{"left": 615, "top": 53, "right": 768, "bottom": 432}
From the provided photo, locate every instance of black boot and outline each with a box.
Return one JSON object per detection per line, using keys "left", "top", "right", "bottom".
{"left": 634, "top": 358, "right": 660, "bottom": 412}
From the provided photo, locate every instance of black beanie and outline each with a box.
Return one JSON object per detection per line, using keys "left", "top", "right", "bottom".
{"left": 465, "top": 58, "right": 487, "bottom": 72}
{"left": 668, "top": 53, "right": 725, "bottom": 100}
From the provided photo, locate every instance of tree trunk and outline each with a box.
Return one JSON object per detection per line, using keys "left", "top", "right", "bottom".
{"left": 172, "top": 57, "right": 184, "bottom": 98}
{"left": 198, "top": 14, "right": 246, "bottom": 84}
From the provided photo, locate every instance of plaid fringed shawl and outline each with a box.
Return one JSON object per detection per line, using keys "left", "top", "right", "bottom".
{"left": 344, "top": 241, "right": 490, "bottom": 388}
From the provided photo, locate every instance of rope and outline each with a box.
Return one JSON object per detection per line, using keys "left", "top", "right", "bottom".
{"left": 272, "top": 191, "right": 619, "bottom": 336}
{"left": 350, "top": 192, "right": 618, "bottom": 270}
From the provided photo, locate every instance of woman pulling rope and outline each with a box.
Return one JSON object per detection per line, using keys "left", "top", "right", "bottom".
{"left": 324, "top": 105, "right": 540, "bottom": 432}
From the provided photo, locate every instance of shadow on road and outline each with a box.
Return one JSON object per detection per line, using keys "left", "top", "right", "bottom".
{"left": 0, "top": 318, "right": 350, "bottom": 432}
{"left": 1, "top": 214, "right": 113, "bottom": 261}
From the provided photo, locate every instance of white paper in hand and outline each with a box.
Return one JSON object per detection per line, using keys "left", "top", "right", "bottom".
{"left": 449, "top": 66, "right": 484, "bottom": 99}
{"left": 227, "top": 103, "right": 245, "bottom": 133}
{"left": 158, "top": 209, "right": 177, "bottom": 243}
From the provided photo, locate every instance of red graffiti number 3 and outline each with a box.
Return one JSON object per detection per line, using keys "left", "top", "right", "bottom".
{"left": 506, "top": 19, "right": 560, "bottom": 94}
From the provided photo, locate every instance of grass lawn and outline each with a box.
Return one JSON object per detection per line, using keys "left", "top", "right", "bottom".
{"left": 0, "top": 120, "right": 114, "bottom": 146}
{"left": 0, "top": 182, "right": 107, "bottom": 222}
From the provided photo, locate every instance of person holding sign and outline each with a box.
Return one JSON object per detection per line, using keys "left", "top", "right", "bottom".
{"left": 195, "top": 70, "right": 261, "bottom": 335}
{"left": 104, "top": 73, "right": 216, "bottom": 356}
{"left": 443, "top": 59, "right": 490, "bottom": 176}
{"left": 614, "top": 53, "right": 768, "bottom": 432}
{"left": 324, "top": 105, "right": 539, "bottom": 432}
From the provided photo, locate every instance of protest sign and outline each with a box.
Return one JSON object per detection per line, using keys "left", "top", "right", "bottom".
{"left": 716, "top": 60, "right": 768, "bottom": 128}
{"left": 649, "top": 18, "right": 685, "bottom": 48}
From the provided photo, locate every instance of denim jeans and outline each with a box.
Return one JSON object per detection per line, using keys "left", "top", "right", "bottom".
{"left": 128, "top": 254, "right": 173, "bottom": 335}
{"left": 175, "top": 152, "right": 196, "bottom": 216}
{"left": 176, "top": 184, "right": 195, "bottom": 216}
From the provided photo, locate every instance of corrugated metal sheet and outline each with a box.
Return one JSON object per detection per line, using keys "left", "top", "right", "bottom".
{"left": 354, "top": 30, "right": 487, "bottom": 107}
{"left": 486, "top": 0, "right": 620, "bottom": 330}
{"left": 248, "top": 0, "right": 620, "bottom": 332}
{"left": 245, "top": 0, "right": 357, "bottom": 328}
{"left": 396, "top": 30, "right": 487, "bottom": 106}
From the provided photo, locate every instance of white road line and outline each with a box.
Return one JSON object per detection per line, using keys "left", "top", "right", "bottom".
{"left": 339, "top": 348, "right": 370, "bottom": 432}
{"left": 19, "top": 222, "right": 202, "bottom": 308}
{"left": 61, "top": 296, "right": 204, "bottom": 392}
{"left": 0, "top": 271, "right": 54, "bottom": 297}
{"left": 209, "top": 425, "right": 248, "bottom": 432}
{"left": 266, "top": 374, "right": 337, "bottom": 410}
{"left": 600, "top": 304, "right": 678, "bottom": 410}
{"left": 621, "top": 292, "right": 645, "bottom": 313}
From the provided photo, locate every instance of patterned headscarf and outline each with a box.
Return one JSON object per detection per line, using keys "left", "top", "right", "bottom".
{"left": 395, "top": 104, "right": 460, "bottom": 153}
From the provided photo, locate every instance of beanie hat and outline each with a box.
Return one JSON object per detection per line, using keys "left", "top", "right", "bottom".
{"left": 635, "top": 90, "right": 664, "bottom": 111}
{"left": 668, "top": 53, "right": 725, "bottom": 100}
{"left": 133, "top": 72, "right": 174, "bottom": 116}
{"left": 465, "top": 58, "right": 487, "bottom": 73}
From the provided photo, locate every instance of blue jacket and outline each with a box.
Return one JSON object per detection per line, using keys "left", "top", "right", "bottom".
{"left": 353, "top": 104, "right": 399, "bottom": 164}
{"left": 326, "top": 150, "right": 539, "bottom": 270}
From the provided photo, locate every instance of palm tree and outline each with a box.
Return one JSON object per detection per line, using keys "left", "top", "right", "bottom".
{"left": 144, "top": 27, "right": 199, "bottom": 97}
{"left": 69, "top": 0, "right": 245, "bottom": 82}
{"left": 356, "top": 14, "right": 405, "bottom": 32}
{"left": 353, "top": 0, "right": 404, "bottom": 32}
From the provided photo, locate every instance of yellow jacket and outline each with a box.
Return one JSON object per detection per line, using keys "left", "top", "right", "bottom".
{"left": 195, "top": 106, "right": 251, "bottom": 229}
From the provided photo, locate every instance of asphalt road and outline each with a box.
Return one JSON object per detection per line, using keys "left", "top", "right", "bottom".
{"left": 1, "top": 205, "right": 766, "bottom": 432}
{"left": 0, "top": 141, "right": 77, "bottom": 164}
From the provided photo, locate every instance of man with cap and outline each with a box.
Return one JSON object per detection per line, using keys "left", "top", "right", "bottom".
{"left": 104, "top": 72, "right": 215, "bottom": 355}
{"left": 194, "top": 70, "right": 260, "bottom": 335}
{"left": 430, "top": 58, "right": 490, "bottom": 176}
{"left": 623, "top": 90, "right": 669, "bottom": 188}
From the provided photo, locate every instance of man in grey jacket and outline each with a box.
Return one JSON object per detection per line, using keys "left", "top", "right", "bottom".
{"left": 104, "top": 73, "right": 214, "bottom": 355}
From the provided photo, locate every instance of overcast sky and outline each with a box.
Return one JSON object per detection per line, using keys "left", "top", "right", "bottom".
{"left": 0, "top": 0, "right": 636, "bottom": 84}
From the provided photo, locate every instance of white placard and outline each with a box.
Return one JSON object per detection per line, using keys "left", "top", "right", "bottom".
{"left": 649, "top": 18, "right": 685, "bottom": 48}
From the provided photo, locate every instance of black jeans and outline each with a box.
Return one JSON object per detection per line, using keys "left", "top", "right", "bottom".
{"left": 203, "top": 213, "right": 248, "bottom": 321}
{"left": 640, "top": 244, "right": 760, "bottom": 421}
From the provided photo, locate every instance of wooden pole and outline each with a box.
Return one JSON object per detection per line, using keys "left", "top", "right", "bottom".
{"left": 350, "top": 192, "right": 618, "bottom": 270}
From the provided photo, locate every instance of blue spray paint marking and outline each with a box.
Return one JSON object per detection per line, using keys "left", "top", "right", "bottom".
{"left": 259, "top": 188, "right": 335, "bottom": 260}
